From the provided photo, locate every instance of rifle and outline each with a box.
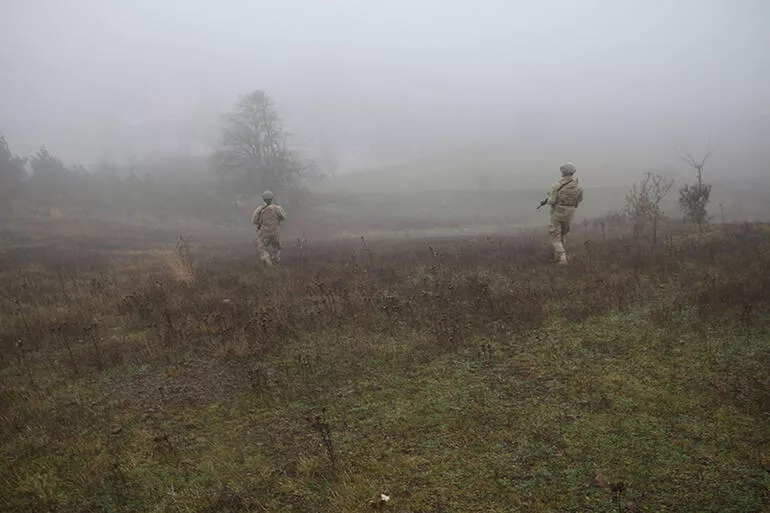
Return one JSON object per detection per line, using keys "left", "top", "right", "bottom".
{"left": 536, "top": 197, "right": 549, "bottom": 210}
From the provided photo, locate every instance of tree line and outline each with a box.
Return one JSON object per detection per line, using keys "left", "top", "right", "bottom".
{"left": 1, "top": 90, "right": 308, "bottom": 221}
{"left": 0, "top": 137, "right": 234, "bottom": 221}
{"left": 3, "top": 87, "right": 713, "bottom": 236}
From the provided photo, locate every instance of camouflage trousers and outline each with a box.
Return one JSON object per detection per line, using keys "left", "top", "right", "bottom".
{"left": 257, "top": 233, "right": 282, "bottom": 266}
{"left": 549, "top": 218, "right": 571, "bottom": 263}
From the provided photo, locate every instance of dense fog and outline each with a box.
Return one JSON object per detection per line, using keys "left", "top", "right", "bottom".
{"left": 2, "top": 0, "right": 768, "bottom": 183}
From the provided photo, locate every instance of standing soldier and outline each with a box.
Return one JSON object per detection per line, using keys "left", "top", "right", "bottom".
{"left": 543, "top": 162, "right": 583, "bottom": 265}
{"left": 251, "top": 190, "right": 286, "bottom": 266}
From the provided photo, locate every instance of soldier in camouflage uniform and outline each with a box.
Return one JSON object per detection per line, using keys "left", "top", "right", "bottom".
{"left": 547, "top": 162, "right": 583, "bottom": 265}
{"left": 251, "top": 190, "right": 286, "bottom": 266}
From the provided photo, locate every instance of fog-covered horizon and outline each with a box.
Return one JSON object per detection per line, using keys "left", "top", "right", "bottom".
{"left": 2, "top": 0, "right": 768, "bottom": 178}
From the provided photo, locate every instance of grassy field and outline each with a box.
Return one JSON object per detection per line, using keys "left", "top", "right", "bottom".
{"left": 1, "top": 224, "right": 769, "bottom": 512}
{"left": 311, "top": 155, "right": 770, "bottom": 236}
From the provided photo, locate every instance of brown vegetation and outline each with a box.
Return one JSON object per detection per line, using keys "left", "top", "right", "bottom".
{"left": 1, "top": 223, "right": 769, "bottom": 511}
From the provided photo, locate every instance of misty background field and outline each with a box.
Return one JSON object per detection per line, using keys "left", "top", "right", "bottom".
{"left": 3, "top": 0, "right": 770, "bottom": 243}
{"left": 2, "top": 1, "right": 769, "bottom": 512}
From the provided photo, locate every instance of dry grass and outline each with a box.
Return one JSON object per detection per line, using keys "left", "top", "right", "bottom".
{"left": 1, "top": 223, "right": 769, "bottom": 512}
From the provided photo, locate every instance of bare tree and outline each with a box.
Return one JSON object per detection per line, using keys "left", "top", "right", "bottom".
{"left": 678, "top": 145, "right": 712, "bottom": 230}
{"left": 625, "top": 172, "right": 675, "bottom": 245}
{"left": 212, "top": 90, "right": 302, "bottom": 196}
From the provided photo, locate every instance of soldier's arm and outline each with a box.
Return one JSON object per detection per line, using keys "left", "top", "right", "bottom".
{"left": 277, "top": 206, "right": 286, "bottom": 221}
{"left": 547, "top": 182, "right": 559, "bottom": 206}
{"left": 577, "top": 187, "right": 584, "bottom": 207}
{"left": 251, "top": 207, "right": 262, "bottom": 226}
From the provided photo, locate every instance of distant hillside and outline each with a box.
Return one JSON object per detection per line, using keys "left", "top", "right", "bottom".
{"left": 316, "top": 152, "right": 561, "bottom": 194}
{"left": 307, "top": 163, "right": 770, "bottom": 239}
{"left": 314, "top": 147, "right": 769, "bottom": 198}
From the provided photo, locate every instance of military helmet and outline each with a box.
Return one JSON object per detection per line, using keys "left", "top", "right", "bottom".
{"left": 559, "top": 162, "right": 576, "bottom": 175}
{"left": 262, "top": 190, "right": 274, "bottom": 201}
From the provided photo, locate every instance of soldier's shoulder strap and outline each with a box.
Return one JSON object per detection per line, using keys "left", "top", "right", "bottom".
{"left": 556, "top": 178, "right": 574, "bottom": 193}
{"left": 553, "top": 179, "right": 575, "bottom": 205}
{"left": 256, "top": 204, "right": 268, "bottom": 225}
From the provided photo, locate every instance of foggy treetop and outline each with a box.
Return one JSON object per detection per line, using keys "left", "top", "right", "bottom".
{"left": 2, "top": 0, "right": 768, "bottom": 178}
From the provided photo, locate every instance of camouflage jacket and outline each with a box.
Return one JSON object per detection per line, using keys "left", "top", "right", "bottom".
{"left": 548, "top": 177, "right": 583, "bottom": 223}
{"left": 548, "top": 177, "right": 583, "bottom": 208}
{"left": 252, "top": 204, "right": 286, "bottom": 236}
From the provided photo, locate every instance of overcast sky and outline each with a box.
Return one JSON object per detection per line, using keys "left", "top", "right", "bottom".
{"left": 2, "top": 0, "right": 768, "bottom": 177}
